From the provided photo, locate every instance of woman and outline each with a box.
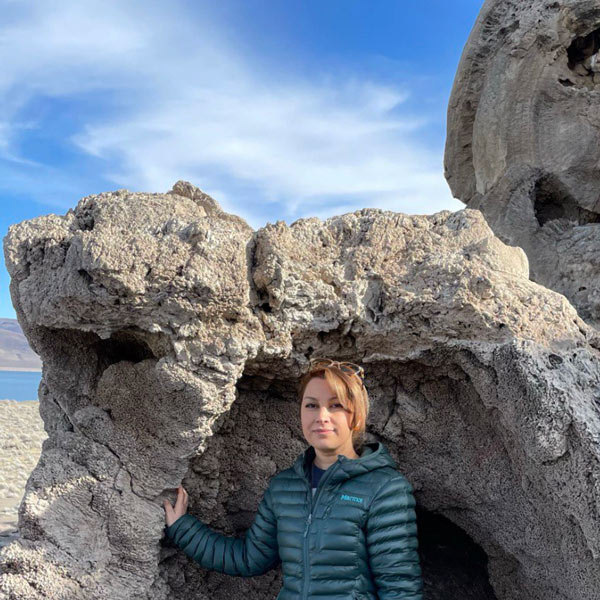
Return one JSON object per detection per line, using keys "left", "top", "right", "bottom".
{"left": 163, "top": 358, "right": 424, "bottom": 599}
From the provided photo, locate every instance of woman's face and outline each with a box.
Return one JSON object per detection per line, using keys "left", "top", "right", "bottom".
{"left": 301, "top": 376, "right": 355, "bottom": 454}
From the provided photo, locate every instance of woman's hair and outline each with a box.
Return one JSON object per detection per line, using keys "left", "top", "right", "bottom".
{"left": 298, "top": 360, "right": 370, "bottom": 450}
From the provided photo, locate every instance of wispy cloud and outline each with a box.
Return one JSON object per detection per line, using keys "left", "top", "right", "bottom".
{"left": 0, "top": 0, "right": 462, "bottom": 222}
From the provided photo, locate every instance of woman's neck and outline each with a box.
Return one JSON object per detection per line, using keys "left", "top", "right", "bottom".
{"left": 313, "top": 447, "right": 360, "bottom": 470}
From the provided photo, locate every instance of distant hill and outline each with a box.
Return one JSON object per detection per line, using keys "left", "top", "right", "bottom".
{"left": 0, "top": 318, "right": 42, "bottom": 371}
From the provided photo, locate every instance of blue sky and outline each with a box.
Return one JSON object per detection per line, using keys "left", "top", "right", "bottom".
{"left": 0, "top": 0, "right": 483, "bottom": 320}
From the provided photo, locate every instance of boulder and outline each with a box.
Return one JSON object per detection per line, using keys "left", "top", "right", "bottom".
{"left": 2, "top": 181, "right": 600, "bottom": 599}
{"left": 445, "top": 0, "right": 600, "bottom": 326}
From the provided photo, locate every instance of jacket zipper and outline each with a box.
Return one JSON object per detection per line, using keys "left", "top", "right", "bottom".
{"left": 301, "top": 458, "right": 342, "bottom": 599}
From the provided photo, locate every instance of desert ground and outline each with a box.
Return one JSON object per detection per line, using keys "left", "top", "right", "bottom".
{"left": 0, "top": 400, "right": 46, "bottom": 550}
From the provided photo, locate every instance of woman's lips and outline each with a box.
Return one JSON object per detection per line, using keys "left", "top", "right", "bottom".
{"left": 314, "top": 429, "right": 333, "bottom": 433}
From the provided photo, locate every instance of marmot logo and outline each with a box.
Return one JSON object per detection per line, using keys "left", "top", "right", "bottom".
{"left": 340, "top": 493, "right": 364, "bottom": 503}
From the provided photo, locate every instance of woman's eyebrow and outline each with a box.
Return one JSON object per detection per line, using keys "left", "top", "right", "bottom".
{"left": 304, "top": 396, "right": 338, "bottom": 400}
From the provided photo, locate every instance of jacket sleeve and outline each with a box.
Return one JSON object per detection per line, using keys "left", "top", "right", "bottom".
{"left": 164, "top": 482, "right": 280, "bottom": 577}
{"left": 365, "top": 475, "right": 423, "bottom": 599}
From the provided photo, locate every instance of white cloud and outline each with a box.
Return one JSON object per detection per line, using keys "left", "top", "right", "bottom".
{"left": 0, "top": 0, "right": 462, "bottom": 220}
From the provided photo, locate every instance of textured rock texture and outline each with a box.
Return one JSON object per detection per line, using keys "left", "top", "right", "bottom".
{"left": 2, "top": 181, "right": 600, "bottom": 600}
{"left": 445, "top": 0, "right": 600, "bottom": 327}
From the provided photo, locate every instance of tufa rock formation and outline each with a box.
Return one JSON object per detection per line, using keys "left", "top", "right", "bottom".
{"left": 445, "top": 0, "right": 600, "bottom": 328}
{"left": 2, "top": 181, "right": 600, "bottom": 600}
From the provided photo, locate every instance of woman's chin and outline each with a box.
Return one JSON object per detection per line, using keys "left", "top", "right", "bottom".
{"left": 312, "top": 436, "right": 337, "bottom": 447}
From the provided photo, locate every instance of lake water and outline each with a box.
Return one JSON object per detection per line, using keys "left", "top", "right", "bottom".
{"left": 0, "top": 371, "right": 42, "bottom": 402}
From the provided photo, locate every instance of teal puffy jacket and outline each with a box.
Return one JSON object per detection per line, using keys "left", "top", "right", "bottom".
{"left": 165, "top": 441, "right": 423, "bottom": 599}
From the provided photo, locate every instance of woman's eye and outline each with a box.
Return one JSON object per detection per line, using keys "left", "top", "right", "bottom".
{"left": 304, "top": 402, "right": 343, "bottom": 408}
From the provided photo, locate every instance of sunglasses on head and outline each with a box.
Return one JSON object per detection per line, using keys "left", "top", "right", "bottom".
{"left": 308, "top": 357, "right": 365, "bottom": 382}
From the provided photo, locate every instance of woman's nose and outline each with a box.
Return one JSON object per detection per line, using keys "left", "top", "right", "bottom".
{"left": 317, "top": 407, "right": 331, "bottom": 419}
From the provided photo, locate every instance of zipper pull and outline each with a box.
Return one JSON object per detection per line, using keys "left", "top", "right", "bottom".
{"left": 303, "top": 513, "right": 312, "bottom": 537}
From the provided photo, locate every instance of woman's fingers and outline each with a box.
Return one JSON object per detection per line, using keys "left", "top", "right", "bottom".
{"left": 163, "top": 486, "right": 189, "bottom": 526}
{"left": 174, "top": 486, "right": 183, "bottom": 512}
{"left": 174, "top": 485, "right": 189, "bottom": 514}
{"left": 162, "top": 485, "right": 193, "bottom": 527}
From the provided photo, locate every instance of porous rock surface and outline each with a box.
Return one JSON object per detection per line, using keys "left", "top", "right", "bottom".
{"left": 445, "top": 0, "right": 600, "bottom": 327}
{"left": 2, "top": 181, "right": 600, "bottom": 600}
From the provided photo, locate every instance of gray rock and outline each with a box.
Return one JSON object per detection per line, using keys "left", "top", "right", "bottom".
{"left": 445, "top": 0, "right": 600, "bottom": 327}
{"left": 2, "top": 182, "right": 600, "bottom": 599}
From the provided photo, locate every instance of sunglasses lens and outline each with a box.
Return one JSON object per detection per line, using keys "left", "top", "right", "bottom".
{"left": 311, "top": 359, "right": 332, "bottom": 369}
{"left": 309, "top": 359, "right": 364, "bottom": 380}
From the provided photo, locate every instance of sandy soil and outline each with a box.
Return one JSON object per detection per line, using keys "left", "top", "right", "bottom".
{"left": 0, "top": 399, "right": 46, "bottom": 549}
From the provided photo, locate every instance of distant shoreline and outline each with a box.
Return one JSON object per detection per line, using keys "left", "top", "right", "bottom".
{"left": 0, "top": 399, "right": 39, "bottom": 405}
{"left": 0, "top": 367, "right": 42, "bottom": 372}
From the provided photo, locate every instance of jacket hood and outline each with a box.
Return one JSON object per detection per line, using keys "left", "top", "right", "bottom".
{"left": 291, "top": 441, "right": 397, "bottom": 485}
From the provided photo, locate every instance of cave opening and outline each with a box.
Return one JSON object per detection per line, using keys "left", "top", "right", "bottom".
{"left": 418, "top": 506, "right": 498, "bottom": 600}
{"left": 92, "top": 329, "right": 156, "bottom": 375}
{"left": 531, "top": 175, "right": 600, "bottom": 227}
{"left": 567, "top": 27, "right": 600, "bottom": 74}
{"left": 162, "top": 362, "right": 504, "bottom": 600}
{"left": 94, "top": 326, "right": 173, "bottom": 371}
